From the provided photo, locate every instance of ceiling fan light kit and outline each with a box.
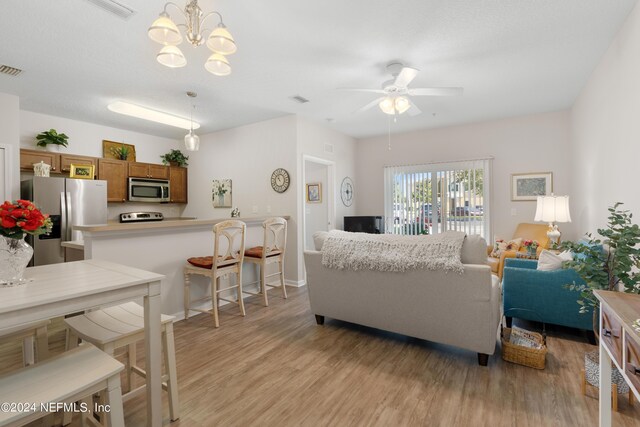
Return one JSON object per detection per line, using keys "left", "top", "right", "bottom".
{"left": 148, "top": 0, "right": 237, "bottom": 75}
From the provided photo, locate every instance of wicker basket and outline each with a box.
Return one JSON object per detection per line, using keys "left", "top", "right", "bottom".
{"left": 501, "top": 324, "right": 548, "bottom": 370}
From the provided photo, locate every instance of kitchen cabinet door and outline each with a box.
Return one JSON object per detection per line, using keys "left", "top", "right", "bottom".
{"left": 20, "top": 149, "right": 60, "bottom": 173}
{"left": 149, "top": 164, "right": 169, "bottom": 179}
{"left": 169, "top": 166, "right": 187, "bottom": 203}
{"left": 98, "top": 158, "right": 127, "bottom": 202}
{"left": 128, "top": 162, "right": 150, "bottom": 178}
{"left": 60, "top": 154, "right": 99, "bottom": 177}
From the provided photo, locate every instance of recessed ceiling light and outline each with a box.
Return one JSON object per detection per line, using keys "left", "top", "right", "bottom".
{"left": 107, "top": 101, "right": 200, "bottom": 130}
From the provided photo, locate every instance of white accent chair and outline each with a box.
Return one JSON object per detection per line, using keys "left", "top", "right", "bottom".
{"left": 243, "top": 217, "right": 288, "bottom": 306}
{"left": 64, "top": 302, "right": 180, "bottom": 422}
{"left": 184, "top": 220, "right": 247, "bottom": 327}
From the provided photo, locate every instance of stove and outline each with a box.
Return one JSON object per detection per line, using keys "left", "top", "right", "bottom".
{"left": 119, "top": 212, "right": 164, "bottom": 223}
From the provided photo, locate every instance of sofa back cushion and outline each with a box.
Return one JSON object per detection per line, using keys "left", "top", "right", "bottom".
{"left": 513, "top": 223, "right": 551, "bottom": 249}
{"left": 313, "top": 231, "right": 329, "bottom": 251}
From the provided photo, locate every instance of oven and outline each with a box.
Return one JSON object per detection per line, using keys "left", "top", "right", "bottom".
{"left": 128, "top": 178, "right": 170, "bottom": 203}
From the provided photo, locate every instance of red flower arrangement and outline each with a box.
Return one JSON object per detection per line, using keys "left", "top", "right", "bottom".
{"left": 0, "top": 200, "right": 52, "bottom": 239}
{"left": 522, "top": 239, "right": 539, "bottom": 248}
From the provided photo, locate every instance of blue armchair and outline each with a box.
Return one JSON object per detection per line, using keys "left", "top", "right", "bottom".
{"left": 502, "top": 258, "right": 593, "bottom": 335}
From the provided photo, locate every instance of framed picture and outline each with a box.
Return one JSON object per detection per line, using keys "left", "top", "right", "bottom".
{"left": 212, "top": 179, "right": 232, "bottom": 208}
{"left": 306, "top": 183, "right": 322, "bottom": 203}
{"left": 102, "top": 140, "right": 136, "bottom": 162}
{"left": 69, "top": 164, "right": 95, "bottom": 180}
{"left": 511, "top": 172, "right": 552, "bottom": 201}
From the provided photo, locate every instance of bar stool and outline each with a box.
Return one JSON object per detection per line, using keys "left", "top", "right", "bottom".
{"left": 243, "top": 217, "right": 287, "bottom": 306}
{"left": 64, "top": 302, "right": 180, "bottom": 422}
{"left": 184, "top": 220, "right": 246, "bottom": 327}
{"left": 0, "top": 320, "right": 50, "bottom": 367}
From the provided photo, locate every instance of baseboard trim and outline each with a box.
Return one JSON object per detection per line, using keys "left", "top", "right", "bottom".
{"left": 285, "top": 279, "right": 306, "bottom": 288}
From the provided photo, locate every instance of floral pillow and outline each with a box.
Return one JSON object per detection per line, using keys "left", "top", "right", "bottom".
{"left": 490, "top": 238, "right": 522, "bottom": 258}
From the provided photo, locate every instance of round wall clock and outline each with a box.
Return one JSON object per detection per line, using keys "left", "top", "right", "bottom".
{"left": 341, "top": 177, "right": 354, "bottom": 207}
{"left": 271, "top": 168, "right": 290, "bottom": 193}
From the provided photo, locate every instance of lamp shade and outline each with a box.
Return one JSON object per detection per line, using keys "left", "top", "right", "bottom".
{"left": 534, "top": 195, "right": 572, "bottom": 223}
{"left": 205, "top": 53, "right": 231, "bottom": 76}
{"left": 148, "top": 13, "right": 183, "bottom": 46}
{"left": 379, "top": 97, "right": 395, "bottom": 115}
{"left": 184, "top": 130, "right": 200, "bottom": 151}
{"left": 395, "top": 96, "right": 410, "bottom": 114}
{"left": 157, "top": 45, "right": 187, "bottom": 68}
{"left": 206, "top": 24, "right": 237, "bottom": 55}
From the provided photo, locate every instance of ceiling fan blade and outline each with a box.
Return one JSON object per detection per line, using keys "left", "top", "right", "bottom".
{"left": 407, "top": 100, "right": 422, "bottom": 117}
{"left": 394, "top": 67, "right": 419, "bottom": 88}
{"left": 408, "top": 87, "right": 464, "bottom": 96}
{"left": 337, "top": 88, "right": 386, "bottom": 94}
{"left": 354, "top": 97, "right": 386, "bottom": 114}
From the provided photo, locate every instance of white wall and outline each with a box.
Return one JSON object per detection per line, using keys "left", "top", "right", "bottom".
{"left": 182, "top": 115, "right": 300, "bottom": 281}
{"left": 0, "top": 93, "right": 20, "bottom": 199}
{"left": 304, "top": 162, "right": 328, "bottom": 250}
{"left": 355, "top": 110, "right": 574, "bottom": 241}
{"left": 19, "top": 110, "right": 183, "bottom": 219}
{"left": 571, "top": 2, "right": 640, "bottom": 236}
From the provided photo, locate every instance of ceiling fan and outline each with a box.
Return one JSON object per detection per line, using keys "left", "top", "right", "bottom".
{"left": 342, "top": 62, "right": 464, "bottom": 116}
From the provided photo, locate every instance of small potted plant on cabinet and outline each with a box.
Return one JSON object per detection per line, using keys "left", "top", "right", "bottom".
{"left": 160, "top": 149, "right": 189, "bottom": 167}
{"left": 35, "top": 129, "right": 69, "bottom": 151}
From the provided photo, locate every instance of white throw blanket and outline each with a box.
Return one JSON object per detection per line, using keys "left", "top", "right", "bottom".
{"left": 321, "top": 230, "right": 466, "bottom": 273}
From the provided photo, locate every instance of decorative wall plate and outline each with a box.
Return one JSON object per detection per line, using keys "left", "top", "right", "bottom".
{"left": 341, "top": 176, "right": 354, "bottom": 207}
{"left": 271, "top": 168, "right": 290, "bottom": 193}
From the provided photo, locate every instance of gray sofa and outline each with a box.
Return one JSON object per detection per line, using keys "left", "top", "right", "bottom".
{"left": 304, "top": 232, "right": 501, "bottom": 366}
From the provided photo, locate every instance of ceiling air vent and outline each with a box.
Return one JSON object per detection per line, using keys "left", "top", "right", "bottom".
{"left": 290, "top": 95, "right": 310, "bottom": 104}
{"left": 0, "top": 65, "right": 22, "bottom": 77}
{"left": 84, "top": 0, "right": 136, "bottom": 20}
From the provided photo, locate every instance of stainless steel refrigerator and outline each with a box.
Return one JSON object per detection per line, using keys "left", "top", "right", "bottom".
{"left": 21, "top": 177, "right": 108, "bottom": 266}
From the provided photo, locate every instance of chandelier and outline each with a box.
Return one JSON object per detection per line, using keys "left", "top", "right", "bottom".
{"left": 148, "top": 0, "right": 237, "bottom": 76}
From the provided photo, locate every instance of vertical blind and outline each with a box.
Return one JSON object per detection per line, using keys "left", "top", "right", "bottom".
{"left": 383, "top": 159, "right": 492, "bottom": 238}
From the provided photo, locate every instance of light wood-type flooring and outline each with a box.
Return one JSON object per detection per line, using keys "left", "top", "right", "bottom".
{"left": 2, "top": 286, "right": 640, "bottom": 426}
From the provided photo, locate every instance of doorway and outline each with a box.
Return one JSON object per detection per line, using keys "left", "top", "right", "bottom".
{"left": 302, "top": 156, "right": 335, "bottom": 251}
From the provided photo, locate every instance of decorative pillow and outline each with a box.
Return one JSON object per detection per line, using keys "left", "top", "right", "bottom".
{"left": 536, "top": 250, "right": 574, "bottom": 271}
{"left": 490, "top": 238, "right": 522, "bottom": 258}
{"left": 313, "top": 231, "right": 329, "bottom": 251}
{"left": 461, "top": 235, "right": 488, "bottom": 264}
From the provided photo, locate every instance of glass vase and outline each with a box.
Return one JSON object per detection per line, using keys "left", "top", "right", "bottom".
{"left": 0, "top": 235, "right": 33, "bottom": 286}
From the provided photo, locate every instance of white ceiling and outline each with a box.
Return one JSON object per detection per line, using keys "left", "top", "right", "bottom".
{"left": 0, "top": 0, "right": 636, "bottom": 139}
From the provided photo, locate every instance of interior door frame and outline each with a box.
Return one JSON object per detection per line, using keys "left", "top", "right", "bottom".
{"left": 0, "top": 144, "right": 12, "bottom": 202}
{"left": 301, "top": 154, "right": 335, "bottom": 253}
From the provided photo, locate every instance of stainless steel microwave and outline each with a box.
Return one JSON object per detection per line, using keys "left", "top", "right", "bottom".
{"left": 128, "top": 178, "right": 170, "bottom": 203}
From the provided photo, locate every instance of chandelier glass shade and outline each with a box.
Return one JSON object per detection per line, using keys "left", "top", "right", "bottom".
{"left": 148, "top": 1, "right": 236, "bottom": 76}
{"left": 184, "top": 130, "right": 200, "bottom": 151}
{"left": 379, "top": 96, "right": 411, "bottom": 115}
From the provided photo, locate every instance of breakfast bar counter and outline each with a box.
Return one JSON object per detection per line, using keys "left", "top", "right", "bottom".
{"left": 74, "top": 216, "right": 292, "bottom": 319}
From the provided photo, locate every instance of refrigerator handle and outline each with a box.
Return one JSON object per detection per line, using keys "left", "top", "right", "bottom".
{"left": 60, "top": 192, "right": 67, "bottom": 243}
{"left": 66, "top": 192, "right": 72, "bottom": 241}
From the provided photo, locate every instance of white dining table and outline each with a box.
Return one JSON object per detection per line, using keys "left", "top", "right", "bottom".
{"left": 0, "top": 259, "right": 165, "bottom": 427}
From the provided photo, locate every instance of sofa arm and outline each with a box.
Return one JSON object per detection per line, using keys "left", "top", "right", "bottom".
{"left": 504, "top": 258, "right": 537, "bottom": 270}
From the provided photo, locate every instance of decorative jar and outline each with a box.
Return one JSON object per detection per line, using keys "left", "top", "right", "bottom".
{"left": 0, "top": 235, "right": 33, "bottom": 286}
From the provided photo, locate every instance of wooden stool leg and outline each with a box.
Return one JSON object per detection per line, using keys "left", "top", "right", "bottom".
{"left": 163, "top": 323, "right": 180, "bottom": 421}
{"left": 104, "top": 374, "right": 125, "bottom": 427}
{"left": 630, "top": 389, "right": 635, "bottom": 406}
{"left": 580, "top": 370, "right": 586, "bottom": 396}
{"left": 237, "top": 270, "right": 246, "bottom": 316}
{"left": 612, "top": 383, "right": 618, "bottom": 412}
{"left": 127, "top": 343, "right": 137, "bottom": 392}
{"left": 22, "top": 336, "right": 34, "bottom": 366}
{"left": 35, "top": 324, "right": 49, "bottom": 362}
{"left": 261, "top": 263, "right": 268, "bottom": 307}
{"left": 66, "top": 329, "right": 79, "bottom": 350}
{"left": 280, "top": 258, "right": 287, "bottom": 299}
{"left": 184, "top": 270, "right": 191, "bottom": 320}
{"left": 212, "top": 277, "right": 220, "bottom": 328}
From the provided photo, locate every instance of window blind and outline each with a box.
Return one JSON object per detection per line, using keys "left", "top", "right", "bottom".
{"left": 383, "top": 159, "right": 491, "bottom": 238}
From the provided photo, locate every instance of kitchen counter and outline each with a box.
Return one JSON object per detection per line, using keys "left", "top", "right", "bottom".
{"left": 74, "top": 216, "right": 285, "bottom": 234}
{"left": 60, "top": 240, "right": 84, "bottom": 250}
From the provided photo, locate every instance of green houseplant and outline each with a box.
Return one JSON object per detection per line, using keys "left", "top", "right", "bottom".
{"left": 35, "top": 129, "right": 69, "bottom": 149}
{"left": 110, "top": 144, "right": 131, "bottom": 161}
{"left": 561, "top": 202, "right": 640, "bottom": 338}
{"left": 160, "top": 149, "right": 189, "bottom": 167}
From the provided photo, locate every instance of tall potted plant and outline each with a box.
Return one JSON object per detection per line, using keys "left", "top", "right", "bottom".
{"left": 561, "top": 202, "right": 640, "bottom": 338}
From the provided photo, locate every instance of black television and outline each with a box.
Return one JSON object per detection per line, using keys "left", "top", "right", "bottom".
{"left": 344, "top": 216, "right": 385, "bottom": 234}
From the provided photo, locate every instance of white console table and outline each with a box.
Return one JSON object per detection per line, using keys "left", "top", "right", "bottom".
{"left": 594, "top": 290, "right": 640, "bottom": 426}
{"left": 0, "top": 259, "right": 165, "bottom": 427}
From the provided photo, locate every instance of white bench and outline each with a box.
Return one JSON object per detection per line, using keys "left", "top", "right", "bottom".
{"left": 0, "top": 344, "right": 124, "bottom": 427}
{"left": 0, "top": 320, "right": 50, "bottom": 366}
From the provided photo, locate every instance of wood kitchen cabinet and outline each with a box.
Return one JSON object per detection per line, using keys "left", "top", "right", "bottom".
{"left": 98, "top": 158, "right": 128, "bottom": 202}
{"left": 128, "top": 162, "right": 169, "bottom": 179}
{"left": 20, "top": 149, "right": 60, "bottom": 173}
{"left": 60, "top": 154, "right": 99, "bottom": 177}
{"left": 169, "top": 166, "right": 188, "bottom": 203}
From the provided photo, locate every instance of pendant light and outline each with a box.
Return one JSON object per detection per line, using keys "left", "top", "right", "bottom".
{"left": 184, "top": 92, "right": 200, "bottom": 151}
